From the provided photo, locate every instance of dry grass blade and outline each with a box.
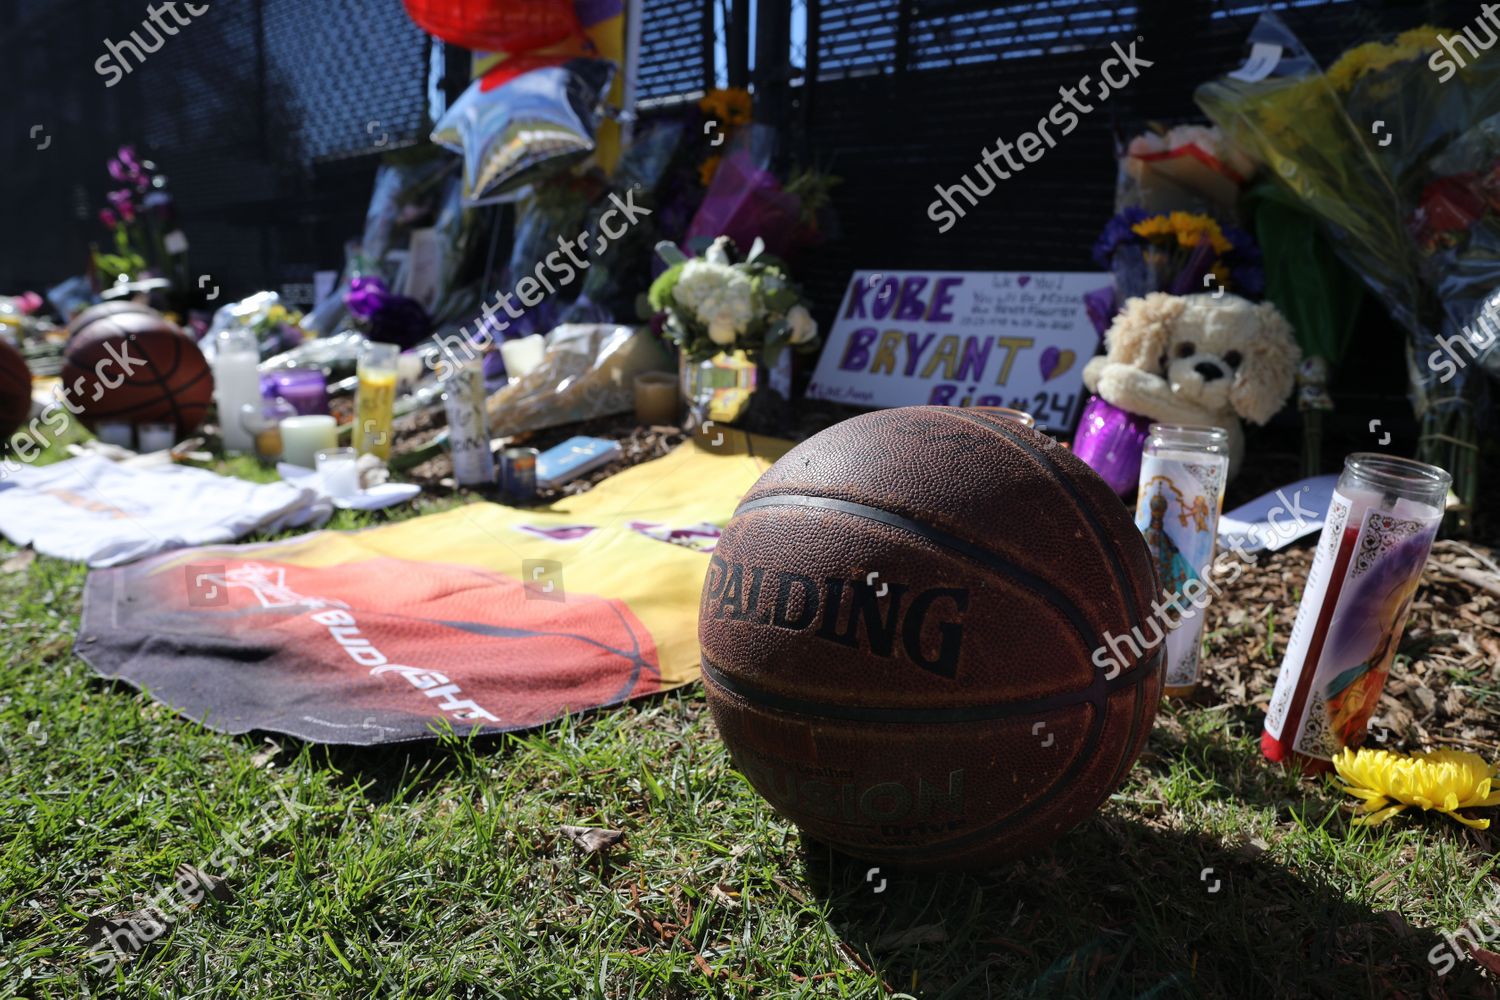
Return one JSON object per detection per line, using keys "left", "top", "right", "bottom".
{"left": 176, "top": 862, "right": 234, "bottom": 903}
{"left": 870, "top": 923, "right": 947, "bottom": 951}
{"left": 81, "top": 909, "right": 171, "bottom": 952}
{"left": 558, "top": 824, "right": 626, "bottom": 854}
{"left": 1, "top": 549, "right": 35, "bottom": 574}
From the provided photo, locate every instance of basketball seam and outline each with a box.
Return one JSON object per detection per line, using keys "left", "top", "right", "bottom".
{"left": 708, "top": 643, "right": 1161, "bottom": 861}
{"left": 701, "top": 652, "right": 1155, "bottom": 722}
{"left": 946, "top": 408, "right": 1149, "bottom": 644}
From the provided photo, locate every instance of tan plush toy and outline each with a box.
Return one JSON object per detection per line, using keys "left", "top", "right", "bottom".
{"left": 1081, "top": 292, "right": 1300, "bottom": 475}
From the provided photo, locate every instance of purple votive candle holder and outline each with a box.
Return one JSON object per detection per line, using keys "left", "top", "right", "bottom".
{"left": 1071, "top": 394, "right": 1152, "bottom": 496}
{"left": 268, "top": 369, "right": 328, "bottom": 416}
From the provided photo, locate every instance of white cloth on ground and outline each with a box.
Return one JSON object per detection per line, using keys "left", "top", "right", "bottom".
{"left": 0, "top": 456, "right": 330, "bottom": 567}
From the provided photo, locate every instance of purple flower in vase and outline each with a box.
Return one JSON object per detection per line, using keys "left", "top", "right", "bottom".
{"left": 107, "top": 158, "right": 130, "bottom": 184}
{"left": 117, "top": 145, "right": 141, "bottom": 172}
{"left": 99, "top": 209, "right": 119, "bottom": 229}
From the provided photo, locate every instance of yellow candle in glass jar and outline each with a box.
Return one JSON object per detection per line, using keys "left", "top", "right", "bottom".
{"left": 354, "top": 343, "right": 398, "bottom": 460}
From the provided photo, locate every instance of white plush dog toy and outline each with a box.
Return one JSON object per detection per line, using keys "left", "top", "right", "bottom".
{"left": 1081, "top": 292, "right": 1300, "bottom": 474}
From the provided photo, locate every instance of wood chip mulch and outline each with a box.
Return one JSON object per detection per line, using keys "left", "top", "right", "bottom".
{"left": 1199, "top": 538, "right": 1500, "bottom": 756}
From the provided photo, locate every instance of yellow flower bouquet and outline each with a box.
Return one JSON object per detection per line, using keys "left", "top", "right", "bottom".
{"left": 1196, "top": 12, "right": 1500, "bottom": 520}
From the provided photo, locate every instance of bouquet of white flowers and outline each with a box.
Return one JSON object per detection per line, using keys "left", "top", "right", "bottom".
{"left": 648, "top": 236, "right": 820, "bottom": 364}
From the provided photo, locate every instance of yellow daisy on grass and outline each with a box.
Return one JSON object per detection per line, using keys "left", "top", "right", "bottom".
{"left": 1333, "top": 747, "right": 1500, "bottom": 829}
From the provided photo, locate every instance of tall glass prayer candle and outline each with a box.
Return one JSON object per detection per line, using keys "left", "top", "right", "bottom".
{"left": 1263, "top": 454, "right": 1450, "bottom": 773}
{"left": 213, "top": 328, "right": 261, "bottom": 454}
{"left": 442, "top": 360, "right": 496, "bottom": 487}
{"left": 354, "top": 342, "right": 398, "bottom": 461}
{"left": 1135, "top": 424, "right": 1229, "bottom": 698}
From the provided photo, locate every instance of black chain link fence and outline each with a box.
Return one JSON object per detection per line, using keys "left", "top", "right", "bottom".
{"left": 0, "top": 0, "right": 1478, "bottom": 316}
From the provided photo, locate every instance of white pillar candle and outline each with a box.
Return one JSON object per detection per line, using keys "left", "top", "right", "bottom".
{"left": 213, "top": 328, "right": 262, "bottom": 454}
{"left": 280, "top": 415, "right": 338, "bottom": 469}
{"left": 499, "top": 335, "right": 547, "bottom": 380}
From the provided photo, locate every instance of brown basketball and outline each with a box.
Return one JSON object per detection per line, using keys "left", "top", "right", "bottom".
{"left": 699, "top": 406, "right": 1163, "bottom": 870}
{"left": 65, "top": 300, "right": 159, "bottom": 342}
{"left": 0, "top": 338, "right": 32, "bottom": 444}
{"left": 61, "top": 305, "right": 213, "bottom": 436}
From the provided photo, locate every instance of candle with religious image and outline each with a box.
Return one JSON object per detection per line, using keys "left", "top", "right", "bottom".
{"left": 1262, "top": 455, "right": 1450, "bottom": 773}
{"left": 1134, "top": 425, "right": 1229, "bottom": 698}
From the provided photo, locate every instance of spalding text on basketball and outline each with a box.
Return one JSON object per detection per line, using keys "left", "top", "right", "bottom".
{"left": 704, "top": 557, "right": 970, "bottom": 678}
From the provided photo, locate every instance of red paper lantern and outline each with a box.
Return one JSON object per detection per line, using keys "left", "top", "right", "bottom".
{"left": 401, "top": 0, "right": 583, "bottom": 55}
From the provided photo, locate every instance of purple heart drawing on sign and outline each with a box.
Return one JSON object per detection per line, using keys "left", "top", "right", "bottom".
{"left": 1040, "top": 347, "right": 1076, "bottom": 383}
{"left": 1018, "top": 275, "right": 1032, "bottom": 287}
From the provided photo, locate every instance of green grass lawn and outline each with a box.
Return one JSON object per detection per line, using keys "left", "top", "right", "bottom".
{"left": 2, "top": 445, "right": 1498, "bottom": 998}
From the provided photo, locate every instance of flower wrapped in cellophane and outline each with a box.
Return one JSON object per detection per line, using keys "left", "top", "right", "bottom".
{"left": 1197, "top": 13, "right": 1500, "bottom": 522}
{"left": 1118, "top": 124, "right": 1258, "bottom": 219}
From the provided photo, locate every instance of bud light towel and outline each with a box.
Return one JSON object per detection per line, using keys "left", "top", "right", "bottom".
{"left": 76, "top": 433, "right": 791, "bottom": 744}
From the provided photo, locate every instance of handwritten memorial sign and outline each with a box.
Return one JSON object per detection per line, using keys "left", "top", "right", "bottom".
{"left": 806, "top": 270, "right": 1110, "bottom": 431}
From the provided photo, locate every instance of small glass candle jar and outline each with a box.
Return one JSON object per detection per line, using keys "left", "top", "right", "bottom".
{"left": 268, "top": 368, "right": 329, "bottom": 416}
{"left": 316, "top": 447, "right": 361, "bottom": 498}
{"left": 633, "top": 372, "right": 680, "bottom": 426}
{"left": 499, "top": 334, "right": 547, "bottom": 380}
{"left": 1262, "top": 454, "right": 1451, "bottom": 772}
